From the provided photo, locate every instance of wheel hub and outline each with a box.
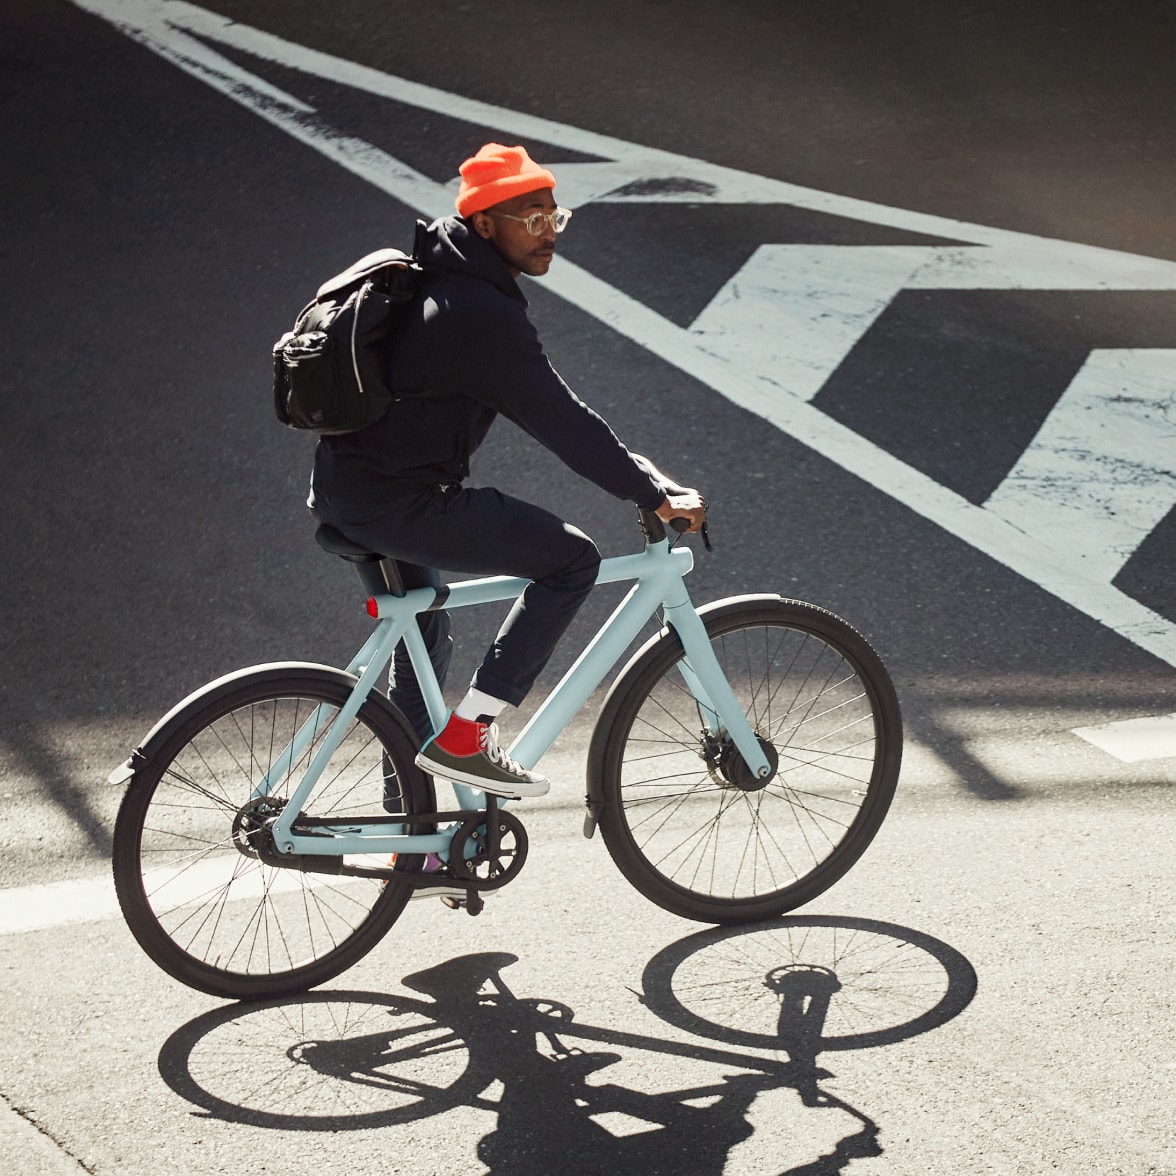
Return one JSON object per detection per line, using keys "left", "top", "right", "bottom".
{"left": 232, "top": 796, "right": 285, "bottom": 859}
{"left": 702, "top": 731, "right": 779, "bottom": 792}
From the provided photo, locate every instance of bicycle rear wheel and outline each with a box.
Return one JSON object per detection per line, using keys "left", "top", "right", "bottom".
{"left": 112, "top": 664, "right": 434, "bottom": 1000}
{"left": 592, "top": 598, "right": 902, "bottom": 923}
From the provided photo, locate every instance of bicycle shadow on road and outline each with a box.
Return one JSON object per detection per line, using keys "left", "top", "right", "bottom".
{"left": 158, "top": 916, "right": 976, "bottom": 1175}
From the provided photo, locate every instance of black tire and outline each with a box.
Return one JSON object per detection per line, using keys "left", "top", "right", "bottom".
{"left": 592, "top": 598, "right": 902, "bottom": 923}
{"left": 112, "top": 664, "right": 434, "bottom": 1000}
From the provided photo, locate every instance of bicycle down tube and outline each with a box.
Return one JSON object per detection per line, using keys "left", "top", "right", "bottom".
{"left": 267, "top": 532, "right": 771, "bottom": 860}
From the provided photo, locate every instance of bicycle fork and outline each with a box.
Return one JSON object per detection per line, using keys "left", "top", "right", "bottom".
{"left": 661, "top": 595, "right": 773, "bottom": 781}
{"left": 582, "top": 588, "right": 775, "bottom": 839}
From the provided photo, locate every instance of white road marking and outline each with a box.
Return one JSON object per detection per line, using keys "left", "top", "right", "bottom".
{"left": 0, "top": 859, "right": 378, "bottom": 937}
{"left": 689, "top": 245, "right": 940, "bottom": 402}
{"left": 69, "top": 0, "right": 1176, "bottom": 671}
{"left": 986, "top": 350, "right": 1176, "bottom": 582}
{"left": 543, "top": 263, "right": 1176, "bottom": 665}
{"left": 1, "top": 714, "right": 1162, "bottom": 938}
{"left": 0, "top": 874, "right": 120, "bottom": 935}
{"left": 1072, "top": 714, "right": 1176, "bottom": 763}
{"left": 691, "top": 244, "right": 1176, "bottom": 406}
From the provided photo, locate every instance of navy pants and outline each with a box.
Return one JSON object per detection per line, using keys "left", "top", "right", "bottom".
{"left": 312, "top": 483, "right": 601, "bottom": 741}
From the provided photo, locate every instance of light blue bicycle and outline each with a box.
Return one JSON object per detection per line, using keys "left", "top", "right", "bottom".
{"left": 110, "top": 510, "right": 902, "bottom": 1000}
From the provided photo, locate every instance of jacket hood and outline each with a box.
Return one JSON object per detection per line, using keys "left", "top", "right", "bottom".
{"left": 414, "top": 216, "right": 526, "bottom": 303}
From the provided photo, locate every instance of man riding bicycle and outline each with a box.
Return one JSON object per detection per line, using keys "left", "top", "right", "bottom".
{"left": 309, "top": 142, "right": 705, "bottom": 800}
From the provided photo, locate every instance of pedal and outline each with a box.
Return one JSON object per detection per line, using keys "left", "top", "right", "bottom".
{"left": 436, "top": 887, "right": 489, "bottom": 913}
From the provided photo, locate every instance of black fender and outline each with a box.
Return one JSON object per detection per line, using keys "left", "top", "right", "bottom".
{"left": 108, "top": 662, "right": 426, "bottom": 795}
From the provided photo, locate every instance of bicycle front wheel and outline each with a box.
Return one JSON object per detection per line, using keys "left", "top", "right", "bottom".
{"left": 112, "top": 665, "right": 434, "bottom": 1000}
{"left": 593, "top": 599, "right": 902, "bottom": 923}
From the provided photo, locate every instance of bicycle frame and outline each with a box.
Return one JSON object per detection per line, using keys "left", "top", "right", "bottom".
{"left": 264, "top": 531, "right": 772, "bottom": 859}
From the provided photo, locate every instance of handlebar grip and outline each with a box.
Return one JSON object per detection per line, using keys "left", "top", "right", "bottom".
{"left": 637, "top": 508, "right": 712, "bottom": 551}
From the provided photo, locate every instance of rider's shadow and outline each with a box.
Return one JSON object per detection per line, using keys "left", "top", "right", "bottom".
{"left": 402, "top": 954, "right": 779, "bottom": 1176}
{"left": 158, "top": 918, "right": 978, "bottom": 1176}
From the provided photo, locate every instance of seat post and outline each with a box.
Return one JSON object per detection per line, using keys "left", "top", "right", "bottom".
{"left": 372, "top": 556, "right": 406, "bottom": 597}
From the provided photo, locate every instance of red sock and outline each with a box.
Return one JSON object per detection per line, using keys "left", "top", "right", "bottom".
{"left": 434, "top": 713, "right": 484, "bottom": 756}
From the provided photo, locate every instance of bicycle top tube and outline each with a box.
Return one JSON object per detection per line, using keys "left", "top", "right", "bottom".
{"left": 363, "top": 519, "right": 693, "bottom": 622}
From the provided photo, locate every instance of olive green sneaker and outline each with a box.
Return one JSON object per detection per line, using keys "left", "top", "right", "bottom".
{"left": 415, "top": 713, "right": 549, "bottom": 799}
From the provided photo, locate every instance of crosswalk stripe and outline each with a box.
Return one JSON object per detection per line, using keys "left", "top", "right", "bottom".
{"left": 689, "top": 245, "right": 938, "bottom": 402}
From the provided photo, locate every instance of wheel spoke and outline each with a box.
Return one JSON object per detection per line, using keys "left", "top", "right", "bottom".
{"left": 600, "top": 603, "right": 901, "bottom": 920}
{"left": 113, "top": 672, "right": 430, "bottom": 999}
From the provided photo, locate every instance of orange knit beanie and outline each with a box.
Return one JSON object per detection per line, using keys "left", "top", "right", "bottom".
{"left": 455, "top": 143, "right": 556, "bottom": 216}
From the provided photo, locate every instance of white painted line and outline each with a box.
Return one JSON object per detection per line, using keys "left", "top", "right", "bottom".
{"left": 544, "top": 259, "right": 1176, "bottom": 667}
{"left": 1072, "top": 714, "right": 1176, "bottom": 763}
{"left": 0, "top": 862, "right": 378, "bottom": 937}
{"left": 0, "top": 875, "right": 120, "bottom": 935}
{"left": 72, "top": 1, "right": 1176, "bottom": 283}
{"left": 986, "top": 350, "right": 1176, "bottom": 582}
{"left": 689, "top": 245, "right": 940, "bottom": 402}
{"left": 906, "top": 243, "right": 1176, "bottom": 291}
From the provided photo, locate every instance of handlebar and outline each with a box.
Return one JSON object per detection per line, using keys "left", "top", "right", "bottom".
{"left": 638, "top": 508, "right": 712, "bottom": 551}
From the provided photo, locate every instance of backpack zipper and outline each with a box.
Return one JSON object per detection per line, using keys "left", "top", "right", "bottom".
{"left": 350, "top": 281, "right": 369, "bottom": 396}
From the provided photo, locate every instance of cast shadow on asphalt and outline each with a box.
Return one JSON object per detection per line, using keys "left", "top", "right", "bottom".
{"left": 156, "top": 917, "right": 977, "bottom": 1175}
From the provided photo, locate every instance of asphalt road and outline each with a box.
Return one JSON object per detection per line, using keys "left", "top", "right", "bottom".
{"left": 2, "top": 1, "right": 1175, "bottom": 1173}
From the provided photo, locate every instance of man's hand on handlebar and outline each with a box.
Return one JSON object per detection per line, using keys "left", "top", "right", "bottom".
{"left": 655, "top": 490, "right": 707, "bottom": 534}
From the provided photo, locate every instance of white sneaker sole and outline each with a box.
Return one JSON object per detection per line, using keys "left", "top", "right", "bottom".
{"left": 410, "top": 884, "right": 472, "bottom": 901}
{"left": 413, "top": 753, "right": 550, "bottom": 799}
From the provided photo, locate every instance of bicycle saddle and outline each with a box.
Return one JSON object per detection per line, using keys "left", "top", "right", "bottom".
{"left": 314, "top": 523, "right": 385, "bottom": 563}
{"left": 315, "top": 524, "right": 407, "bottom": 596}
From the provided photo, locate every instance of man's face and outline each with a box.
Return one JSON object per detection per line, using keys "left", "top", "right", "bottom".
{"left": 471, "top": 188, "right": 559, "bottom": 278}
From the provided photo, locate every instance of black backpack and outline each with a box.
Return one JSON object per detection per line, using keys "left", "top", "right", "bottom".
{"left": 272, "top": 248, "right": 421, "bottom": 434}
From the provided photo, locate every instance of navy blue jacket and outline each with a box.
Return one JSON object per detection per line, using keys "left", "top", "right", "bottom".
{"left": 311, "top": 217, "right": 664, "bottom": 517}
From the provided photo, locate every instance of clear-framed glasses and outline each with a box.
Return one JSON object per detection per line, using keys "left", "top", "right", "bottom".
{"left": 489, "top": 206, "right": 573, "bottom": 235}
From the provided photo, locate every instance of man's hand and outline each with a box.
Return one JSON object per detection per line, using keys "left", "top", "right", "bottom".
{"left": 655, "top": 490, "right": 707, "bottom": 533}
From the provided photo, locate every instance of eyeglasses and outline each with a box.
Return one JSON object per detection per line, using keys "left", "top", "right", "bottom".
{"left": 488, "top": 207, "right": 573, "bottom": 236}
